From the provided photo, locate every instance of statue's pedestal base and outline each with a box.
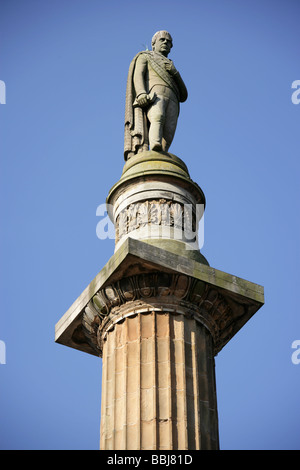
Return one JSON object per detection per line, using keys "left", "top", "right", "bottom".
{"left": 107, "top": 151, "right": 207, "bottom": 256}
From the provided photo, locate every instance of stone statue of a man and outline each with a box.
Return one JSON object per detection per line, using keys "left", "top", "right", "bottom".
{"left": 124, "top": 31, "right": 188, "bottom": 160}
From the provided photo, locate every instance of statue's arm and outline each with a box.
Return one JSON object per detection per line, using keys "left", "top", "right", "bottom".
{"left": 174, "top": 71, "right": 188, "bottom": 102}
{"left": 133, "top": 54, "right": 148, "bottom": 106}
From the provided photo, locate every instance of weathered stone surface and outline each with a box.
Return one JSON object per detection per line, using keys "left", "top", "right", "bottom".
{"left": 124, "top": 31, "right": 187, "bottom": 159}
{"left": 55, "top": 237, "right": 264, "bottom": 358}
{"left": 55, "top": 145, "right": 264, "bottom": 450}
{"left": 107, "top": 151, "right": 206, "bottom": 254}
{"left": 99, "top": 311, "right": 219, "bottom": 450}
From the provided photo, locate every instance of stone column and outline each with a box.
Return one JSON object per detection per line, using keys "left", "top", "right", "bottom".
{"left": 55, "top": 151, "right": 264, "bottom": 451}
{"left": 98, "top": 151, "right": 218, "bottom": 449}
{"left": 99, "top": 306, "right": 218, "bottom": 450}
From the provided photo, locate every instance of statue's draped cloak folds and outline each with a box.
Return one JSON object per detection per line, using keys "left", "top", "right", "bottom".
{"left": 124, "top": 51, "right": 181, "bottom": 161}
{"left": 124, "top": 52, "right": 147, "bottom": 161}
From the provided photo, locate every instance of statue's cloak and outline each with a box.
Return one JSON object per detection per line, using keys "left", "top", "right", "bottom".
{"left": 124, "top": 51, "right": 180, "bottom": 160}
{"left": 124, "top": 52, "right": 148, "bottom": 161}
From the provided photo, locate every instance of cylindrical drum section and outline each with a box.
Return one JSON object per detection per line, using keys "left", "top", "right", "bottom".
{"left": 106, "top": 151, "right": 207, "bottom": 259}
{"left": 99, "top": 309, "right": 219, "bottom": 450}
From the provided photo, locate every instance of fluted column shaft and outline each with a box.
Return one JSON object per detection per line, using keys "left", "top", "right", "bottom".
{"left": 100, "top": 311, "right": 219, "bottom": 450}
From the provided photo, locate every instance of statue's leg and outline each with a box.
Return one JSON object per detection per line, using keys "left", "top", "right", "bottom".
{"left": 147, "top": 96, "right": 166, "bottom": 151}
{"left": 162, "top": 99, "right": 179, "bottom": 152}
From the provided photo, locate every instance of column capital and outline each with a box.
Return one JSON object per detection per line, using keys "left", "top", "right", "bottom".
{"left": 55, "top": 238, "right": 264, "bottom": 358}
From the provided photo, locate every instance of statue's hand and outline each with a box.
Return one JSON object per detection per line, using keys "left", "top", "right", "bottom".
{"left": 165, "top": 61, "right": 178, "bottom": 76}
{"left": 136, "top": 93, "right": 149, "bottom": 107}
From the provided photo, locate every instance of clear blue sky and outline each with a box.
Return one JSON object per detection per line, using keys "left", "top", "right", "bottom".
{"left": 1, "top": 0, "right": 299, "bottom": 450}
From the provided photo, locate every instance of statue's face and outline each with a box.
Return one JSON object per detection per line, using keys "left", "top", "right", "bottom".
{"left": 153, "top": 34, "right": 172, "bottom": 56}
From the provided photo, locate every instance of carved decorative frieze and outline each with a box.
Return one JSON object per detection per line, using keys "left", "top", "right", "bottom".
{"left": 81, "top": 272, "right": 234, "bottom": 357}
{"left": 115, "top": 199, "right": 197, "bottom": 244}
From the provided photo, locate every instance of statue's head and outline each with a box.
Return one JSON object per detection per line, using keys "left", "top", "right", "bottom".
{"left": 151, "top": 30, "right": 173, "bottom": 57}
